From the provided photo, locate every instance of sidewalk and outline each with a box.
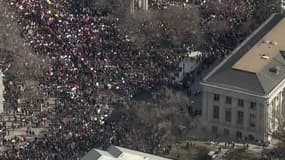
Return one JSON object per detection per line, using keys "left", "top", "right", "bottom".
{"left": 0, "top": 127, "right": 46, "bottom": 152}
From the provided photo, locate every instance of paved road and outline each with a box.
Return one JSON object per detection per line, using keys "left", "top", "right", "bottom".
{"left": 0, "top": 127, "right": 46, "bottom": 152}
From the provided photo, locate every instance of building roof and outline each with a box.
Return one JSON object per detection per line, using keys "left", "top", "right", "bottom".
{"left": 81, "top": 145, "right": 173, "bottom": 160}
{"left": 81, "top": 149, "right": 118, "bottom": 160}
{"left": 203, "top": 14, "right": 285, "bottom": 96}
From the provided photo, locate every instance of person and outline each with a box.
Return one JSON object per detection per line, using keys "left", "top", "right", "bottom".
{"left": 0, "top": 0, "right": 255, "bottom": 159}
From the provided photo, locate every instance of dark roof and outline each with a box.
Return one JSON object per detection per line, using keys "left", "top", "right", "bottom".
{"left": 81, "top": 149, "right": 102, "bottom": 160}
{"left": 204, "top": 14, "right": 285, "bottom": 96}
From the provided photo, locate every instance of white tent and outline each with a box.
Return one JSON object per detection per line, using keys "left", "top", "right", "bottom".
{"left": 175, "top": 51, "right": 202, "bottom": 82}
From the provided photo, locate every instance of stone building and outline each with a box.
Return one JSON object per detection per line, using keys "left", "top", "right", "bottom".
{"left": 130, "top": 0, "right": 149, "bottom": 13}
{"left": 201, "top": 14, "right": 285, "bottom": 143}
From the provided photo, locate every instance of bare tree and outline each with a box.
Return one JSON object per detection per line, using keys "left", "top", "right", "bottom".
{"left": 0, "top": 1, "right": 48, "bottom": 81}
{"left": 119, "top": 4, "right": 203, "bottom": 49}
{"left": 116, "top": 88, "right": 193, "bottom": 153}
{"left": 0, "top": 0, "right": 49, "bottom": 111}
{"left": 201, "top": 0, "right": 255, "bottom": 50}
{"left": 158, "top": 5, "right": 202, "bottom": 47}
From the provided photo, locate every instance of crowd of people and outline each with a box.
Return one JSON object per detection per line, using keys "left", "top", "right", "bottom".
{"left": 200, "top": 0, "right": 254, "bottom": 53}
{"left": 0, "top": 0, "right": 182, "bottom": 159}
{"left": 0, "top": 0, "right": 262, "bottom": 159}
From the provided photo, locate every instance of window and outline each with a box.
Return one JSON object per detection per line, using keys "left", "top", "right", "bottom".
{"left": 225, "top": 96, "right": 232, "bottom": 104}
{"left": 213, "top": 105, "right": 220, "bottom": 119}
{"left": 238, "top": 99, "right": 244, "bottom": 107}
{"left": 250, "top": 102, "right": 256, "bottom": 110}
{"left": 174, "top": 72, "right": 179, "bottom": 77}
{"left": 236, "top": 131, "right": 242, "bottom": 139}
{"left": 224, "top": 129, "right": 230, "bottom": 136}
{"left": 248, "top": 134, "right": 255, "bottom": 141}
{"left": 237, "top": 111, "right": 244, "bottom": 125}
{"left": 212, "top": 126, "right": 218, "bottom": 134}
{"left": 214, "top": 94, "right": 220, "bottom": 101}
{"left": 249, "top": 114, "right": 256, "bottom": 128}
{"left": 225, "top": 109, "right": 232, "bottom": 122}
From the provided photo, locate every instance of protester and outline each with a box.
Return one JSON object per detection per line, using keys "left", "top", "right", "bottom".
{"left": 0, "top": 0, "right": 255, "bottom": 159}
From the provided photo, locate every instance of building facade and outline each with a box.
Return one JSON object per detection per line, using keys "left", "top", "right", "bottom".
{"left": 201, "top": 14, "right": 285, "bottom": 143}
{"left": 130, "top": 0, "right": 149, "bottom": 13}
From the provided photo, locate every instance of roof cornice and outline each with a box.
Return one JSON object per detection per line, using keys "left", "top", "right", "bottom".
{"left": 203, "top": 14, "right": 278, "bottom": 82}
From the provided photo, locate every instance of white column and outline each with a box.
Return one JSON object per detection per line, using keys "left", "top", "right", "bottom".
{"left": 219, "top": 101, "right": 225, "bottom": 124}
{"left": 144, "top": 0, "right": 149, "bottom": 11}
{"left": 231, "top": 99, "right": 237, "bottom": 127}
{"left": 282, "top": 0, "right": 285, "bottom": 11}
{"left": 244, "top": 101, "right": 250, "bottom": 129}
{"left": 283, "top": 89, "right": 285, "bottom": 117}
{"left": 130, "top": 0, "right": 135, "bottom": 13}
{"left": 279, "top": 90, "right": 284, "bottom": 119}
{"left": 264, "top": 100, "right": 270, "bottom": 142}
{"left": 138, "top": 0, "right": 142, "bottom": 8}
{"left": 0, "top": 71, "right": 4, "bottom": 113}
{"left": 201, "top": 92, "right": 208, "bottom": 121}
